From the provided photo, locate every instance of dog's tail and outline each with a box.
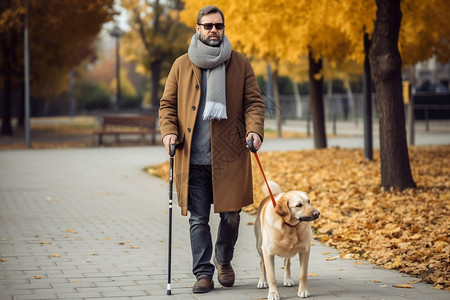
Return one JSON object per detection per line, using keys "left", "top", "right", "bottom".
{"left": 261, "top": 180, "right": 282, "bottom": 197}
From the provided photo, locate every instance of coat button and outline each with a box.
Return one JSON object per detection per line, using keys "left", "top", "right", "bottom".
{"left": 192, "top": 106, "right": 196, "bottom": 111}
{"left": 195, "top": 85, "right": 199, "bottom": 90}
{"left": 187, "top": 128, "right": 191, "bottom": 133}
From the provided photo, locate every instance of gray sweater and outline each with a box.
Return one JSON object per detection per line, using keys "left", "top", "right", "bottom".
{"left": 190, "top": 69, "right": 211, "bottom": 165}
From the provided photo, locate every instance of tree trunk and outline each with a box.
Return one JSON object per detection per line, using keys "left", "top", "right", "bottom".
{"left": 151, "top": 60, "right": 162, "bottom": 108}
{"left": 1, "top": 37, "right": 13, "bottom": 135}
{"left": 369, "top": 0, "right": 416, "bottom": 189}
{"left": 363, "top": 33, "right": 373, "bottom": 160}
{"left": 18, "top": 81, "right": 25, "bottom": 127}
{"left": 308, "top": 49, "right": 327, "bottom": 149}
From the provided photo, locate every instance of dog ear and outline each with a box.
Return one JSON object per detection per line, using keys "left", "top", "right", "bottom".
{"left": 275, "top": 197, "right": 291, "bottom": 223}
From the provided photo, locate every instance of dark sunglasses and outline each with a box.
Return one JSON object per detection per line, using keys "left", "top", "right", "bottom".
{"left": 198, "top": 23, "right": 224, "bottom": 30}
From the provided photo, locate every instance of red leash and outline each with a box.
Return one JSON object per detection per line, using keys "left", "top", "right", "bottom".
{"left": 248, "top": 138, "right": 277, "bottom": 208}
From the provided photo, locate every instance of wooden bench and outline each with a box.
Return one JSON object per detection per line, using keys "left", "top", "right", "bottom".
{"left": 94, "top": 115, "right": 158, "bottom": 145}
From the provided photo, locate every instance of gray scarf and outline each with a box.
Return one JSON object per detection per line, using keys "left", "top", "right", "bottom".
{"left": 188, "top": 33, "right": 232, "bottom": 120}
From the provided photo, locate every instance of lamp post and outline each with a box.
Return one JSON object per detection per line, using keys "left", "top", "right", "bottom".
{"left": 24, "top": 0, "right": 31, "bottom": 148}
{"left": 109, "top": 24, "right": 124, "bottom": 110}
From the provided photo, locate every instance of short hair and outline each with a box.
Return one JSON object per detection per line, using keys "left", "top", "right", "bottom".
{"left": 196, "top": 5, "right": 225, "bottom": 24}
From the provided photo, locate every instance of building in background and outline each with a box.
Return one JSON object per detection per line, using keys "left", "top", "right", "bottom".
{"left": 415, "top": 57, "right": 450, "bottom": 92}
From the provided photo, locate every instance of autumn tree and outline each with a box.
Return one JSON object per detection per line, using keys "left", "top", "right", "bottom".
{"left": 0, "top": 0, "right": 115, "bottom": 135}
{"left": 330, "top": 0, "right": 449, "bottom": 189}
{"left": 121, "top": 0, "right": 192, "bottom": 108}
{"left": 368, "top": 0, "right": 415, "bottom": 189}
{"left": 181, "top": 0, "right": 359, "bottom": 148}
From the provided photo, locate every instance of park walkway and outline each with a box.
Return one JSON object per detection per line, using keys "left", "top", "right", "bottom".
{"left": 1, "top": 131, "right": 449, "bottom": 299}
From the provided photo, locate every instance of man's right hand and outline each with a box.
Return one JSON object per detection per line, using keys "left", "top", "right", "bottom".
{"left": 163, "top": 134, "right": 178, "bottom": 155}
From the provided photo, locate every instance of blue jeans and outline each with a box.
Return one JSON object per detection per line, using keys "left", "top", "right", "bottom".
{"left": 188, "top": 164, "right": 240, "bottom": 280}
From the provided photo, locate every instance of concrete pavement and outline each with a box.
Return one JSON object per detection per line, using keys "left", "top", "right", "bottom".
{"left": 1, "top": 133, "right": 449, "bottom": 299}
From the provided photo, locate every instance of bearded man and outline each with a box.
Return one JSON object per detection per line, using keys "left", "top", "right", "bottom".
{"left": 159, "top": 5, "right": 265, "bottom": 294}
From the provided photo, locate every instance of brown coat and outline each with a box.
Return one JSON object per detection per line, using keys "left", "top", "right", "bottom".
{"left": 159, "top": 50, "right": 265, "bottom": 216}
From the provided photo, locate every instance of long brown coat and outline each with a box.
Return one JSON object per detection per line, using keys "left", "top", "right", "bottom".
{"left": 159, "top": 50, "right": 265, "bottom": 216}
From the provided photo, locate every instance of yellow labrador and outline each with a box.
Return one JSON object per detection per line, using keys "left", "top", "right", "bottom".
{"left": 254, "top": 181, "right": 320, "bottom": 299}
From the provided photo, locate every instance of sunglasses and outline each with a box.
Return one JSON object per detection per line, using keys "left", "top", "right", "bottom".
{"left": 198, "top": 23, "right": 224, "bottom": 30}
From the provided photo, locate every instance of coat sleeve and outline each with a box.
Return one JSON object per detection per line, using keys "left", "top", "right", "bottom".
{"left": 159, "top": 60, "right": 180, "bottom": 141}
{"left": 242, "top": 57, "right": 265, "bottom": 140}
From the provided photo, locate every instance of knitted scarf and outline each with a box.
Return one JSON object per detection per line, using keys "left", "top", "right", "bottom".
{"left": 188, "top": 33, "right": 232, "bottom": 120}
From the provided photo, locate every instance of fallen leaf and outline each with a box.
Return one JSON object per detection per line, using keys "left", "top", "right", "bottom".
{"left": 40, "top": 241, "right": 51, "bottom": 245}
{"left": 33, "top": 275, "right": 42, "bottom": 279}
{"left": 247, "top": 221, "right": 254, "bottom": 225}
{"left": 131, "top": 246, "right": 140, "bottom": 249}
{"left": 322, "top": 251, "right": 330, "bottom": 255}
{"left": 341, "top": 253, "right": 355, "bottom": 259}
{"left": 393, "top": 284, "right": 414, "bottom": 288}
{"left": 354, "top": 261, "right": 365, "bottom": 265}
{"left": 392, "top": 255, "right": 402, "bottom": 268}
{"left": 71, "top": 280, "right": 80, "bottom": 283}
{"left": 308, "top": 273, "right": 319, "bottom": 277}
{"left": 325, "top": 256, "right": 338, "bottom": 261}
{"left": 51, "top": 254, "right": 60, "bottom": 257}
{"left": 406, "top": 279, "right": 420, "bottom": 284}
{"left": 371, "top": 280, "right": 381, "bottom": 283}
{"left": 64, "top": 229, "right": 76, "bottom": 233}
{"left": 90, "top": 252, "right": 98, "bottom": 256}
{"left": 0, "top": 258, "right": 6, "bottom": 262}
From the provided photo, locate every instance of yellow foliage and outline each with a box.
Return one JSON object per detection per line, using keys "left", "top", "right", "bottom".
{"left": 181, "top": 0, "right": 449, "bottom": 67}
{"left": 109, "top": 69, "right": 137, "bottom": 97}
{"left": 400, "top": 0, "right": 450, "bottom": 64}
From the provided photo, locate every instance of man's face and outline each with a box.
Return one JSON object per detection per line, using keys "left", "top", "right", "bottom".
{"left": 196, "top": 12, "right": 224, "bottom": 47}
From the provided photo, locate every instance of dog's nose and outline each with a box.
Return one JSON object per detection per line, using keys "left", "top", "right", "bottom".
{"left": 313, "top": 210, "right": 320, "bottom": 218}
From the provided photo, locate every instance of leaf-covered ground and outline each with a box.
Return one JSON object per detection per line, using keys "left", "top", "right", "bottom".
{"left": 149, "top": 146, "right": 450, "bottom": 290}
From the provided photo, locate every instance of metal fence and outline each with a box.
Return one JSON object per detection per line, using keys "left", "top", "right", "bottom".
{"left": 264, "top": 93, "right": 378, "bottom": 123}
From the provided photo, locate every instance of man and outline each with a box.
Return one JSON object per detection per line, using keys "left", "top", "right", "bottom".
{"left": 159, "top": 5, "right": 265, "bottom": 294}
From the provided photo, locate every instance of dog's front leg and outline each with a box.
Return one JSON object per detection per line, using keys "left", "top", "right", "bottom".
{"left": 298, "top": 250, "right": 310, "bottom": 298}
{"left": 257, "top": 257, "right": 268, "bottom": 288}
{"left": 283, "top": 258, "right": 294, "bottom": 287}
{"left": 262, "top": 249, "right": 279, "bottom": 300}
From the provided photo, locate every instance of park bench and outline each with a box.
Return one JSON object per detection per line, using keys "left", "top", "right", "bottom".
{"left": 94, "top": 114, "right": 158, "bottom": 145}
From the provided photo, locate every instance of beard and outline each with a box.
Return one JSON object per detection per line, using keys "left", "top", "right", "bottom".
{"left": 199, "top": 33, "right": 222, "bottom": 47}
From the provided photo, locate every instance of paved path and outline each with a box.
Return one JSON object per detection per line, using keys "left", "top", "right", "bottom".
{"left": 1, "top": 134, "right": 449, "bottom": 299}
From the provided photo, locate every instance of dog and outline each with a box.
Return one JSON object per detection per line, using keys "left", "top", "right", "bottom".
{"left": 254, "top": 181, "right": 320, "bottom": 299}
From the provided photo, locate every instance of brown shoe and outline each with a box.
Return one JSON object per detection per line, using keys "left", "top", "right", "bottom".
{"left": 193, "top": 277, "right": 214, "bottom": 293}
{"left": 214, "top": 258, "right": 235, "bottom": 287}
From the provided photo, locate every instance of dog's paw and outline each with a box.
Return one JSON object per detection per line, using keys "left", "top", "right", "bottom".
{"left": 268, "top": 291, "right": 280, "bottom": 300}
{"left": 284, "top": 278, "right": 295, "bottom": 287}
{"left": 257, "top": 280, "right": 268, "bottom": 289}
{"left": 298, "top": 289, "right": 310, "bottom": 298}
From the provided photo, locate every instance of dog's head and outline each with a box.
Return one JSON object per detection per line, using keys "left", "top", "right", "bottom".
{"left": 275, "top": 191, "right": 320, "bottom": 224}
